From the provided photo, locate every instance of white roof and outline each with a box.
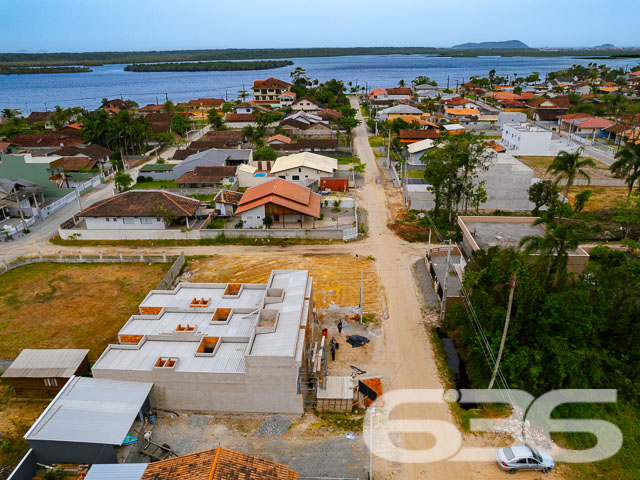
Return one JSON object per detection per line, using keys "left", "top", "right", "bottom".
{"left": 85, "top": 464, "right": 147, "bottom": 480}
{"left": 443, "top": 124, "right": 465, "bottom": 131}
{"left": 407, "top": 138, "right": 436, "bottom": 154}
{"left": 2, "top": 349, "right": 89, "bottom": 378}
{"left": 237, "top": 163, "right": 257, "bottom": 174}
{"left": 24, "top": 377, "right": 152, "bottom": 445}
{"left": 317, "top": 376, "right": 355, "bottom": 400}
{"left": 270, "top": 152, "right": 338, "bottom": 174}
{"left": 381, "top": 104, "right": 423, "bottom": 115}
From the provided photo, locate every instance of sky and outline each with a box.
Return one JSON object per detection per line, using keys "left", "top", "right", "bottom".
{"left": 0, "top": 0, "right": 638, "bottom": 52}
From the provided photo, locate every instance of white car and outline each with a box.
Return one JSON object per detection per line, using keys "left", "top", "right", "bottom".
{"left": 496, "top": 445, "right": 554, "bottom": 474}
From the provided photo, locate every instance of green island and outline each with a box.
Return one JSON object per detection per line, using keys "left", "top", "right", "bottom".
{"left": 124, "top": 59, "right": 293, "bottom": 72}
{"left": 2, "top": 47, "right": 640, "bottom": 67}
{"left": 0, "top": 65, "right": 92, "bottom": 74}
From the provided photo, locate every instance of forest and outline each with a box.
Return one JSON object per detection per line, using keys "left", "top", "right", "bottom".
{"left": 0, "top": 66, "right": 91, "bottom": 74}
{"left": 124, "top": 60, "right": 293, "bottom": 72}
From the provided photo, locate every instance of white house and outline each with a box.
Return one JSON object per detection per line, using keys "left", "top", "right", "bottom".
{"left": 292, "top": 96, "right": 323, "bottom": 112}
{"left": 407, "top": 138, "right": 437, "bottom": 165}
{"left": 278, "top": 91, "right": 296, "bottom": 108}
{"left": 270, "top": 152, "right": 338, "bottom": 182}
{"left": 74, "top": 190, "right": 201, "bottom": 231}
{"left": 498, "top": 122, "right": 578, "bottom": 156}
{"left": 213, "top": 189, "right": 243, "bottom": 216}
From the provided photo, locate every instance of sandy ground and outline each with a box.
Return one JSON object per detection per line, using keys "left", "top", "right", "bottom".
{"left": 185, "top": 254, "right": 383, "bottom": 315}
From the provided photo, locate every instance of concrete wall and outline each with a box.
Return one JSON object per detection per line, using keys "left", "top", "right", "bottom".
{"left": 142, "top": 169, "right": 175, "bottom": 181}
{"left": 201, "top": 228, "right": 343, "bottom": 240}
{"left": 240, "top": 204, "right": 267, "bottom": 228}
{"left": 501, "top": 123, "right": 553, "bottom": 156}
{"left": 237, "top": 170, "right": 274, "bottom": 188}
{"left": 85, "top": 216, "right": 167, "bottom": 230}
{"left": 273, "top": 166, "right": 333, "bottom": 183}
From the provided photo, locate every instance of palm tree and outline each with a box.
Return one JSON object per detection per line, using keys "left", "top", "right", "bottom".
{"left": 1, "top": 108, "right": 21, "bottom": 119}
{"left": 398, "top": 79, "right": 406, "bottom": 88}
{"left": 610, "top": 142, "right": 640, "bottom": 204}
{"left": 546, "top": 148, "right": 595, "bottom": 201}
{"left": 489, "top": 271, "right": 518, "bottom": 390}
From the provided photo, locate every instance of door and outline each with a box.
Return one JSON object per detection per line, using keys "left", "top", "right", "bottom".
{"left": 274, "top": 215, "right": 280, "bottom": 222}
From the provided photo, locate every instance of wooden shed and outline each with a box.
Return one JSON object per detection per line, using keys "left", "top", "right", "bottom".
{"left": 316, "top": 376, "right": 355, "bottom": 412}
{"left": 2, "top": 349, "right": 90, "bottom": 396}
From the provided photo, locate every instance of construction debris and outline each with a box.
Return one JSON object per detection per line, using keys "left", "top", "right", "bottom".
{"left": 346, "top": 335, "right": 370, "bottom": 348}
{"left": 256, "top": 415, "right": 291, "bottom": 436}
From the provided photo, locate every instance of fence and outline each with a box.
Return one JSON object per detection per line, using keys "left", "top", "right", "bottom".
{"left": 0, "top": 251, "right": 182, "bottom": 283}
{"left": 2, "top": 216, "right": 37, "bottom": 236}
{"left": 40, "top": 175, "right": 102, "bottom": 219}
{"left": 343, "top": 226, "right": 358, "bottom": 241}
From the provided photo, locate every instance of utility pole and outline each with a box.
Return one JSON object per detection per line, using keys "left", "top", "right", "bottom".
{"left": 165, "top": 93, "right": 168, "bottom": 102}
{"left": 456, "top": 79, "right": 459, "bottom": 93}
{"left": 439, "top": 239, "right": 452, "bottom": 324}
{"left": 386, "top": 129, "right": 391, "bottom": 167}
{"left": 156, "top": 96, "right": 159, "bottom": 105}
{"left": 447, "top": 76, "right": 450, "bottom": 90}
{"left": 360, "top": 268, "right": 364, "bottom": 324}
{"left": 75, "top": 185, "right": 82, "bottom": 211}
{"left": 369, "top": 407, "right": 374, "bottom": 477}
{"left": 13, "top": 191, "right": 28, "bottom": 231}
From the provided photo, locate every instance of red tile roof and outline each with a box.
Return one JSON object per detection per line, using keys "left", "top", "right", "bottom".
{"left": 266, "top": 134, "right": 292, "bottom": 144}
{"left": 398, "top": 129, "right": 441, "bottom": 140}
{"left": 214, "top": 189, "right": 243, "bottom": 206}
{"left": 50, "top": 156, "right": 97, "bottom": 171}
{"left": 236, "top": 179, "right": 321, "bottom": 218}
{"left": 78, "top": 190, "right": 200, "bottom": 218}
{"left": 527, "top": 97, "right": 571, "bottom": 109}
{"left": 7, "top": 132, "right": 82, "bottom": 148}
{"left": 139, "top": 104, "right": 165, "bottom": 113}
{"left": 386, "top": 87, "right": 412, "bottom": 96}
{"left": 225, "top": 113, "right": 256, "bottom": 122}
{"left": 188, "top": 98, "right": 224, "bottom": 108}
{"left": 317, "top": 108, "right": 342, "bottom": 121}
{"left": 252, "top": 77, "right": 292, "bottom": 90}
{"left": 444, "top": 97, "right": 471, "bottom": 106}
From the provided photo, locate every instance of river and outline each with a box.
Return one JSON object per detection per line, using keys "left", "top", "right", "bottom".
{"left": 0, "top": 54, "right": 636, "bottom": 111}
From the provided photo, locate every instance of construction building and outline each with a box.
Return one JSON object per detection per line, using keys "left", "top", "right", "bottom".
{"left": 92, "top": 270, "right": 315, "bottom": 414}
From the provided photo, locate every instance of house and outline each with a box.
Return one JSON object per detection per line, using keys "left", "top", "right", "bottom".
{"left": 407, "top": 138, "right": 437, "bottom": 165}
{"left": 442, "top": 97, "right": 478, "bottom": 110}
{"left": 214, "top": 189, "right": 243, "bottom": 216}
{"left": 627, "top": 71, "right": 640, "bottom": 87}
{"left": 383, "top": 87, "right": 413, "bottom": 101}
{"left": 138, "top": 104, "right": 165, "bottom": 114}
{"left": 292, "top": 96, "right": 323, "bottom": 112}
{"left": 13, "top": 376, "right": 152, "bottom": 473}
{"left": 51, "top": 144, "right": 114, "bottom": 173}
{"left": 225, "top": 112, "right": 256, "bottom": 124}
{"left": 279, "top": 111, "right": 333, "bottom": 138}
{"left": 398, "top": 129, "right": 441, "bottom": 144}
{"left": 499, "top": 99, "right": 529, "bottom": 112}
{"left": 418, "top": 90, "right": 456, "bottom": 100}
{"left": 0, "top": 153, "right": 79, "bottom": 198}
{"left": 457, "top": 216, "right": 589, "bottom": 273}
{"left": 92, "top": 268, "right": 314, "bottom": 413}
{"left": 559, "top": 113, "right": 616, "bottom": 137}
{"left": 187, "top": 98, "right": 225, "bottom": 109}
{"left": 501, "top": 122, "right": 552, "bottom": 155}
{"left": 252, "top": 77, "right": 292, "bottom": 104}
{"left": 100, "top": 99, "right": 128, "bottom": 114}
{"left": 442, "top": 123, "right": 465, "bottom": 135}
{"left": 143, "top": 149, "right": 251, "bottom": 181}
{"left": 236, "top": 179, "right": 321, "bottom": 228}
{"left": 278, "top": 91, "right": 296, "bottom": 108}
{"left": 176, "top": 166, "right": 237, "bottom": 188}
{"left": 25, "top": 111, "right": 53, "bottom": 129}
{"left": 235, "top": 102, "right": 254, "bottom": 114}
{"left": 526, "top": 97, "right": 570, "bottom": 121}
{"left": 50, "top": 156, "right": 98, "bottom": 171}
{"left": 86, "top": 446, "right": 299, "bottom": 480}
{"left": 266, "top": 134, "right": 292, "bottom": 146}
{"left": 379, "top": 104, "right": 423, "bottom": 122}
{"left": 2, "top": 349, "right": 89, "bottom": 396}
{"left": 444, "top": 107, "right": 479, "bottom": 120}
{"left": 270, "top": 152, "right": 337, "bottom": 182}
{"left": 236, "top": 163, "right": 275, "bottom": 188}
{"left": 75, "top": 190, "right": 202, "bottom": 230}
{"left": 7, "top": 131, "right": 83, "bottom": 152}
{"left": 271, "top": 138, "right": 339, "bottom": 155}
{"left": 498, "top": 112, "right": 527, "bottom": 127}
{"left": 485, "top": 91, "right": 522, "bottom": 101}
{"left": 317, "top": 108, "right": 342, "bottom": 122}
{"left": 0, "top": 178, "right": 46, "bottom": 218}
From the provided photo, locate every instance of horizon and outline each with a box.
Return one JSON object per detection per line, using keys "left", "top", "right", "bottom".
{"left": 1, "top": 0, "right": 638, "bottom": 52}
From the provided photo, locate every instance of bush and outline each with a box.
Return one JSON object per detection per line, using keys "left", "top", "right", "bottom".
{"left": 235, "top": 220, "right": 244, "bottom": 229}
{"left": 263, "top": 215, "right": 273, "bottom": 228}
{"left": 136, "top": 175, "right": 152, "bottom": 183}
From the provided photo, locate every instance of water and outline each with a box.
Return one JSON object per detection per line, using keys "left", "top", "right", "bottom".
{"left": 1, "top": 54, "right": 636, "bottom": 111}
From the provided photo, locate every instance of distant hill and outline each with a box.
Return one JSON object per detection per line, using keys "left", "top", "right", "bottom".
{"left": 452, "top": 40, "right": 531, "bottom": 50}
{"left": 593, "top": 43, "right": 615, "bottom": 48}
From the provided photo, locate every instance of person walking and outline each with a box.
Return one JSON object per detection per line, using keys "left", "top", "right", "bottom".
{"left": 337, "top": 319, "right": 343, "bottom": 334}
{"left": 331, "top": 342, "right": 336, "bottom": 361}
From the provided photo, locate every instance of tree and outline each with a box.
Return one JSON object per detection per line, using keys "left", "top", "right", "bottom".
{"left": 610, "top": 142, "right": 640, "bottom": 204}
{"left": 0, "top": 117, "right": 30, "bottom": 139}
{"left": 528, "top": 180, "right": 560, "bottom": 215}
{"left": 290, "top": 66, "right": 310, "bottom": 88}
{"left": 171, "top": 114, "right": 191, "bottom": 136}
{"left": 254, "top": 146, "right": 277, "bottom": 162}
{"left": 513, "top": 86, "right": 522, "bottom": 95}
{"left": 546, "top": 148, "right": 595, "bottom": 201}
{"left": 1, "top": 108, "right": 21, "bottom": 119}
{"left": 207, "top": 108, "right": 226, "bottom": 130}
{"left": 413, "top": 76, "right": 437, "bottom": 87}
{"left": 163, "top": 100, "right": 174, "bottom": 113}
{"left": 151, "top": 202, "right": 178, "bottom": 227}
{"left": 221, "top": 102, "right": 234, "bottom": 113}
{"left": 337, "top": 116, "right": 360, "bottom": 145}
{"left": 262, "top": 215, "right": 273, "bottom": 228}
{"left": 114, "top": 171, "right": 133, "bottom": 192}
{"left": 398, "top": 79, "right": 406, "bottom": 87}
{"left": 237, "top": 89, "right": 249, "bottom": 101}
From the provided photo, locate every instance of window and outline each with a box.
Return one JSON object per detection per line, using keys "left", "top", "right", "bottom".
{"left": 292, "top": 175, "right": 300, "bottom": 180}
{"left": 123, "top": 217, "right": 134, "bottom": 224}
{"left": 44, "top": 378, "right": 58, "bottom": 387}
{"left": 106, "top": 218, "right": 110, "bottom": 222}
{"left": 140, "top": 218, "right": 153, "bottom": 224}
{"left": 298, "top": 168, "right": 301, "bottom": 172}
{"left": 113, "top": 218, "right": 117, "bottom": 222}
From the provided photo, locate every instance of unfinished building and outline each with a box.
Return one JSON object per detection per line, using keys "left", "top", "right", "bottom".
{"left": 92, "top": 270, "right": 314, "bottom": 414}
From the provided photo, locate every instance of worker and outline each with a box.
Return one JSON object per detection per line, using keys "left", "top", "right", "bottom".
{"left": 331, "top": 342, "right": 336, "bottom": 361}
{"left": 337, "top": 319, "right": 343, "bottom": 334}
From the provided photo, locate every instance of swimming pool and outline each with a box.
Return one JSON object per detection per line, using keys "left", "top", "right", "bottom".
{"left": 254, "top": 172, "right": 267, "bottom": 177}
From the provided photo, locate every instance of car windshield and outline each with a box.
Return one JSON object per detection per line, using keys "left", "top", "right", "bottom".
{"left": 530, "top": 448, "right": 543, "bottom": 462}
{"left": 503, "top": 447, "right": 515, "bottom": 460}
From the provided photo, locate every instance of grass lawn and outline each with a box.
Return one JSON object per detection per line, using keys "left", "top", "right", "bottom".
{"left": 567, "top": 186, "right": 629, "bottom": 211}
{"left": 516, "top": 156, "right": 610, "bottom": 171}
{"left": 130, "top": 180, "right": 179, "bottom": 189}
{"left": 206, "top": 217, "right": 229, "bottom": 229}
{"left": 188, "top": 193, "right": 216, "bottom": 202}
{"left": 336, "top": 156, "right": 360, "bottom": 165}
{"left": 0, "top": 378, "right": 49, "bottom": 470}
{"left": 408, "top": 169, "right": 425, "bottom": 179}
{"left": 0, "top": 262, "right": 170, "bottom": 360}
{"left": 368, "top": 136, "right": 383, "bottom": 148}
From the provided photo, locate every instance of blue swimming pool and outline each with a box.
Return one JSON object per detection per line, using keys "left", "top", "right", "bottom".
{"left": 254, "top": 172, "right": 267, "bottom": 177}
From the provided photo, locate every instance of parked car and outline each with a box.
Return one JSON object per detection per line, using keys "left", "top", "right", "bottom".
{"left": 496, "top": 445, "right": 554, "bottom": 474}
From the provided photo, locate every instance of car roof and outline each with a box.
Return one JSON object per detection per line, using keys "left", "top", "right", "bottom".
{"left": 511, "top": 446, "right": 533, "bottom": 458}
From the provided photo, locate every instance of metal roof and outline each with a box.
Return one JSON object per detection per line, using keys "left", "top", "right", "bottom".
{"left": 24, "top": 377, "right": 152, "bottom": 445}
{"left": 2, "top": 349, "right": 89, "bottom": 379}
{"left": 270, "top": 152, "right": 338, "bottom": 174}
{"left": 85, "top": 464, "right": 147, "bottom": 480}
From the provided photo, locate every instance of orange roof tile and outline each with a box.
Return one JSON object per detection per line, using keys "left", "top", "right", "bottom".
{"left": 236, "top": 178, "right": 320, "bottom": 218}
{"left": 445, "top": 107, "right": 479, "bottom": 115}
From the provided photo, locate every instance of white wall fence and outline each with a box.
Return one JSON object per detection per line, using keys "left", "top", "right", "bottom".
{"left": 40, "top": 175, "right": 103, "bottom": 219}
{"left": 2, "top": 216, "right": 37, "bottom": 236}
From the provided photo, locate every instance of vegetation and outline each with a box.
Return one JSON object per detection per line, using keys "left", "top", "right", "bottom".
{"left": 312, "top": 408, "right": 365, "bottom": 432}
{"left": 545, "top": 148, "right": 595, "bottom": 200}
{"left": 3, "top": 48, "right": 640, "bottom": 67}
{"left": 114, "top": 171, "right": 133, "bottom": 191}
{"left": 130, "top": 179, "right": 178, "bottom": 190}
{"left": 0, "top": 65, "right": 91, "bottom": 74}
{"left": 610, "top": 142, "right": 640, "bottom": 204}
{"left": 124, "top": 60, "right": 293, "bottom": 72}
